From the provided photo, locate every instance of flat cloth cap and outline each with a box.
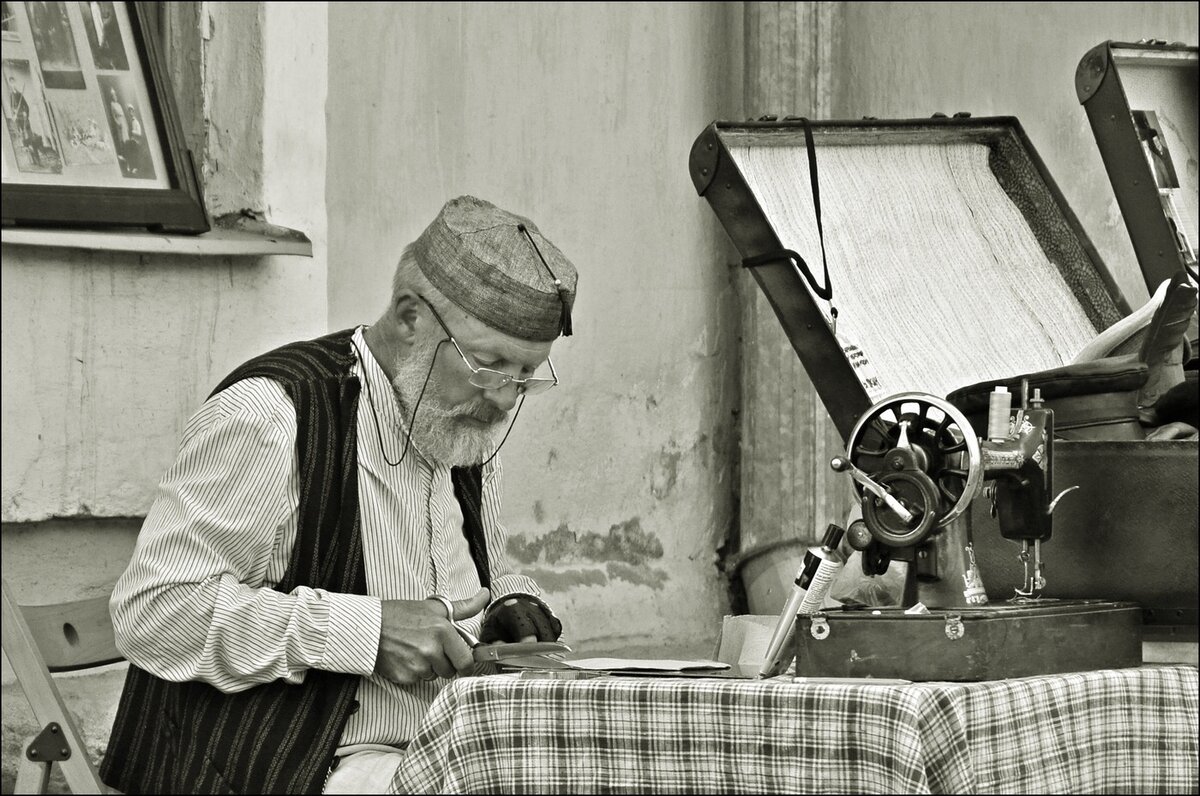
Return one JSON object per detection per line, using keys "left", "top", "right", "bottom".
{"left": 413, "top": 196, "right": 578, "bottom": 342}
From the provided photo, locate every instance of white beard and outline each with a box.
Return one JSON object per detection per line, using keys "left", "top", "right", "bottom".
{"left": 391, "top": 339, "right": 508, "bottom": 466}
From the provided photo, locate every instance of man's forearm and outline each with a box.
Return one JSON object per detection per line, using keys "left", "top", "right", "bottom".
{"left": 112, "top": 574, "right": 382, "bottom": 692}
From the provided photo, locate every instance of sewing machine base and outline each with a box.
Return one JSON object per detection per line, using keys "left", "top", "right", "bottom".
{"left": 795, "top": 599, "right": 1141, "bottom": 681}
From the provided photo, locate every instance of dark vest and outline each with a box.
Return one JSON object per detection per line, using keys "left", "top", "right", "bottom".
{"left": 101, "top": 328, "right": 491, "bottom": 794}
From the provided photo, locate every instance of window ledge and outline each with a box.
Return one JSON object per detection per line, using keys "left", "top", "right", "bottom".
{"left": 0, "top": 216, "right": 312, "bottom": 258}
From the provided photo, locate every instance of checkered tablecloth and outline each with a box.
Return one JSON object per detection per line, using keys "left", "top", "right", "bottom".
{"left": 390, "top": 664, "right": 1198, "bottom": 794}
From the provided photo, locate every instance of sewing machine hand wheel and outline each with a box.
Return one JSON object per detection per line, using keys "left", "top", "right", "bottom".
{"left": 840, "top": 393, "right": 983, "bottom": 547}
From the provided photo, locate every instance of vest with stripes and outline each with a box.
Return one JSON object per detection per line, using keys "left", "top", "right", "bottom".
{"left": 100, "top": 328, "right": 492, "bottom": 795}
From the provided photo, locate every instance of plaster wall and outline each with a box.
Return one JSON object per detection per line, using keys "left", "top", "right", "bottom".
{"left": 832, "top": 0, "right": 1199, "bottom": 308}
{"left": 326, "top": 2, "right": 745, "bottom": 656}
{"left": 1, "top": 2, "right": 330, "bottom": 528}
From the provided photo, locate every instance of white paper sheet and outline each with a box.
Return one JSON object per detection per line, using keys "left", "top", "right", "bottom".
{"left": 563, "top": 657, "right": 731, "bottom": 672}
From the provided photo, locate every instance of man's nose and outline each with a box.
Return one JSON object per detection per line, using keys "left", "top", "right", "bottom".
{"left": 482, "top": 382, "right": 520, "bottom": 413}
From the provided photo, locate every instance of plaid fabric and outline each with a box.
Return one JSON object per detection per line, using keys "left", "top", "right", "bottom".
{"left": 391, "top": 664, "right": 1198, "bottom": 795}
{"left": 916, "top": 664, "right": 1200, "bottom": 794}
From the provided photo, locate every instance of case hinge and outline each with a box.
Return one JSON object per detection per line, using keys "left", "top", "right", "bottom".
{"left": 687, "top": 124, "right": 721, "bottom": 196}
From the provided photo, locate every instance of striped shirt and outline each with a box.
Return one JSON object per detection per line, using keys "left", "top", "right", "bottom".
{"left": 111, "top": 326, "right": 542, "bottom": 747}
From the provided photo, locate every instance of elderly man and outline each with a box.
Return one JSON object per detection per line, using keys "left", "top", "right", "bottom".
{"left": 102, "top": 196, "right": 577, "bottom": 794}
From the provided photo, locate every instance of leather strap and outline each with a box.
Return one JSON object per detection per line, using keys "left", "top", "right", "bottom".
{"left": 741, "top": 118, "right": 836, "bottom": 314}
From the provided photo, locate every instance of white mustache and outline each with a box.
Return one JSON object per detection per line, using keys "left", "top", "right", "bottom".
{"left": 460, "top": 404, "right": 506, "bottom": 425}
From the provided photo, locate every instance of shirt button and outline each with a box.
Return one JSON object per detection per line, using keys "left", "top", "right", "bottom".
{"left": 348, "top": 699, "right": 360, "bottom": 714}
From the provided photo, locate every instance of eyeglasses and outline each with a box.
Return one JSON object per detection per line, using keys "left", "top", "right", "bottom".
{"left": 418, "top": 295, "right": 559, "bottom": 396}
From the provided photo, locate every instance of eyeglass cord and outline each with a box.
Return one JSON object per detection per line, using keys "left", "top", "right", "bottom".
{"left": 350, "top": 335, "right": 523, "bottom": 469}
{"left": 517, "top": 223, "right": 572, "bottom": 337}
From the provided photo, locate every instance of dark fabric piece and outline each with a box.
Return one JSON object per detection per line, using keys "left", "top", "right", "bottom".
{"left": 1142, "top": 370, "right": 1199, "bottom": 426}
{"left": 946, "top": 356, "right": 1149, "bottom": 414}
{"left": 101, "top": 329, "right": 490, "bottom": 794}
{"left": 479, "top": 593, "right": 562, "bottom": 643}
{"left": 451, "top": 466, "right": 490, "bottom": 590}
{"left": 946, "top": 356, "right": 1150, "bottom": 439}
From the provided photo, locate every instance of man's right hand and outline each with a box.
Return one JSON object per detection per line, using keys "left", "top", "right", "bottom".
{"left": 376, "top": 588, "right": 490, "bottom": 685}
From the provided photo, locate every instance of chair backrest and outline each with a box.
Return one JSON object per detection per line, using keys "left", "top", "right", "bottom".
{"left": 2, "top": 577, "right": 119, "bottom": 794}
{"left": 17, "top": 592, "right": 122, "bottom": 673}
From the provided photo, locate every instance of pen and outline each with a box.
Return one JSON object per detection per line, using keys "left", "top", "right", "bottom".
{"left": 758, "top": 524, "right": 845, "bottom": 679}
{"left": 758, "top": 579, "right": 809, "bottom": 678}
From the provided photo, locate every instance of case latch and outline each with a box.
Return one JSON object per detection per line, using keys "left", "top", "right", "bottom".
{"left": 944, "top": 614, "right": 965, "bottom": 640}
{"left": 809, "top": 615, "right": 830, "bottom": 640}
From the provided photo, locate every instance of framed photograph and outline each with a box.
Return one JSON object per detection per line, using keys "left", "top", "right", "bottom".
{"left": 1, "top": 1, "right": 208, "bottom": 233}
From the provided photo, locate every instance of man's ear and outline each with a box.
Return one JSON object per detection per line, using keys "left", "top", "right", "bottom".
{"left": 390, "top": 293, "right": 422, "bottom": 343}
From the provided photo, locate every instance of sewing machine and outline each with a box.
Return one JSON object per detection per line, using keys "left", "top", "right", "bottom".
{"left": 777, "top": 388, "right": 1146, "bottom": 681}
{"left": 831, "top": 387, "right": 1075, "bottom": 610}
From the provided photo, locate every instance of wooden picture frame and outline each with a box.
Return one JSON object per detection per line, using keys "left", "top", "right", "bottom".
{"left": 1, "top": 1, "right": 208, "bottom": 233}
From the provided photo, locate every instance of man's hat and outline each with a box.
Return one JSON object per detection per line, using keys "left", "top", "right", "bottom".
{"left": 412, "top": 196, "right": 577, "bottom": 342}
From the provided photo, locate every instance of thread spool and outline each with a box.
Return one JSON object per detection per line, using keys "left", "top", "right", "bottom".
{"left": 796, "top": 549, "right": 843, "bottom": 614}
{"left": 986, "top": 386, "right": 1012, "bottom": 442}
{"left": 794, "top": 525, "right": 846, "bottom": 614}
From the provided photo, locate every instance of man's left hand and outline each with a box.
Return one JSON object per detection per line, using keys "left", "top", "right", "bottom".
{"left": 479, "top": 594, "right": 562, "bottom": 643}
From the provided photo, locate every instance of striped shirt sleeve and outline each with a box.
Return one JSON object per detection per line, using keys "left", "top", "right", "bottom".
{"left": 110, "top": 377, "right": 382, "bottom": 693}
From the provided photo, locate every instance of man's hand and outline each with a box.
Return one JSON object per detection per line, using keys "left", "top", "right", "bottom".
{"left": 376, "top": 588, "right": 490, "bottom": 685}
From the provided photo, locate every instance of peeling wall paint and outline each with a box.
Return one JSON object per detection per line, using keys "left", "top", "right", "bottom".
{"left": 508, "top": 518, "right": 664, "bottom": 566}
{"left": 605, "top": 561, "right": 670, "bottom": 590}
{"left": 520, "top": 567, "right": 610, "bottom": 592}
{"left": 651, "top": 448, "right": 682, "bottom": 499}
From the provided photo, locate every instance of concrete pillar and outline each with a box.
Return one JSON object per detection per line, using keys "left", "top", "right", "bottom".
{"left": 734, "top": 1, "right": 853, "bottom": 614}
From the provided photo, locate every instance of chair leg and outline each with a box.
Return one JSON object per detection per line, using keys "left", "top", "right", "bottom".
{"left": 57, "top": 744, "right": 108, "bottom": 794}
{"left": 3, "top": 581, "right": 107, "bottom": 794}
{"left": 14, "top": 753, "right": 51, "bottom": 795}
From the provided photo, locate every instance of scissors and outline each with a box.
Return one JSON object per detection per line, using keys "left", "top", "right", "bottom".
{"left": 430, "top": 595, "right": 572, "bottom": 663}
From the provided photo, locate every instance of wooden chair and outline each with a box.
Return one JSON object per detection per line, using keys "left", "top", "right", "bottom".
{"left": 2, "top": 577, "right": 120, "bottom": 794}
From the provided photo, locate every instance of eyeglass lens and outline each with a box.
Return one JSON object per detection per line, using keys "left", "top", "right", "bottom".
{"left": 467, "top": 369, "right": 555, "bottom": 395}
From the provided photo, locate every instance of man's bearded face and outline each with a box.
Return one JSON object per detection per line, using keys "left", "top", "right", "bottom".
{"left": 391, "top": 334, "right": 508, "bottom": 466}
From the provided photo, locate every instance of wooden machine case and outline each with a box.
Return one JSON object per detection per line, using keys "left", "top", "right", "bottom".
{"left": 796, "top": 600, "right": 1143, "bottom": 681}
